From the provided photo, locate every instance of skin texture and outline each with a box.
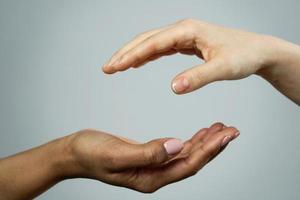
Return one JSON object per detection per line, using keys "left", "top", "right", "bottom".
{"left": 102, "top": 19, "right": 300, "bottom": 105}
{"left": 0, "top": 123, "right": 239, "bottom": 199}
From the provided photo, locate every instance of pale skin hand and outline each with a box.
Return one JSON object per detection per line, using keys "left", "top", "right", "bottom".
{"left": 0, "top": 123, "right": 239, "bottom": 199}
{"left": 102, "top": 19, "right": 300, "bottom": 105}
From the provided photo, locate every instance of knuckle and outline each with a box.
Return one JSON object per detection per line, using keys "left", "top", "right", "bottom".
{"left": 213, "top": 122, "right": 224, "bottom": 127}
{"left": 143, "top": 143, "right": 166, "bottom": 164}
{"left": 199, "top": 144, "right": 215, "bottom": 158}
{"left": 179, "top": 19, "right": 198, "bottom": 31}
{"left": 143, "top": 148, "right": 158, "bottom": 164}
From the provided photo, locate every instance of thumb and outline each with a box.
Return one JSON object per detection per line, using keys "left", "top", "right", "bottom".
{"left": 171, "top": 59, "right": 229, "bottom": 94}
{"left": 125, "top": 138, "right": 184, "bottom": 168}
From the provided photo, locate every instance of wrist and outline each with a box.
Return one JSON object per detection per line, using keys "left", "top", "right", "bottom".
{"left": 48, "top": 134, "right": 82, "bottom": 181}
{"left": 256, "top": 35, "right": 300, "bottom": 79}
{"left": 0, "top": 134, "right": 81, "bottom": 199}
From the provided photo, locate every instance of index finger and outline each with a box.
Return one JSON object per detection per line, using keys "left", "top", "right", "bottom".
{"left": 103, "top": 26, "right": 190, "bottom": 73}
{"left": 103, "top": 27, "right": 167, "bottom": 74}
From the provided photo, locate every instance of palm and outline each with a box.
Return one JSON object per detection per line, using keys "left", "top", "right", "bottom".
{"left": 71, "top": 123, "right": 238, "bottom": 193}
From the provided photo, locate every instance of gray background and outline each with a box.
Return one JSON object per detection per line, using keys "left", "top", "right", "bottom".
{"left": 0, "top": 0, "right": 299, "bottom": 199}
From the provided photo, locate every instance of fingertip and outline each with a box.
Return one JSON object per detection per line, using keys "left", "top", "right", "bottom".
{"left": 219, "top": 127, "right": 240, "bottom": 147}
{"left": 171, "top": 81, "right": 179, "bottom": 94}
{"left": 220, "top": 135, "right": 232, "bottom": 148}
{"left": 102, "top": 65, "right": 116, "bottom": 74}
{"left": 223, "top": 126, "right": 239, "bottom": 134}
{"left": 163, "top": 138, "right": 184, "bottom": 155}
{"left": 171, "top": 76, "right": 190, "bottom": 94}
{"left": 202, "top": 126, "right": 240, "bottom": 152}
{"left": 101, "top": 66, "right": 108, "bottom": 73}
{"left": 234, "top": 131, "right": 240, "bottom": 139}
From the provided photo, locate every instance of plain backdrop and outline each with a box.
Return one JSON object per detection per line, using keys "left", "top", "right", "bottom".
{"left": 0, "top": 0, "right": 300, "bottom": 199}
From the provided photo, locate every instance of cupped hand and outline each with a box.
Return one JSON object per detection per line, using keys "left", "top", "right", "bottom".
{"left": 65, "top": 123, "right": 239, "bottom": 193}
{"left": 102, "top": 19, "right": 275, "bottom": 94}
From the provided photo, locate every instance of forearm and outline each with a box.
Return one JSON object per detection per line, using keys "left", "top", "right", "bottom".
{"left": 0, "top": 136, "right": 74, "bottom": 200}
{"left": 258, "top": 36, "right": 300, "bottom": 105}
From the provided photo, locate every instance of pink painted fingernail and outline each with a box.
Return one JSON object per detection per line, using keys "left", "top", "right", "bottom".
{"left": 221, "top": 135, "right": 232, "bottom": 147}
{"left": 163, "top": 139, "right": 184, "bottom": 155}
{"left": 234, "top": 131, "right": 240, "bottom": 138}
{"left": 172, "top": 77, "right": 189, "bottom": 93}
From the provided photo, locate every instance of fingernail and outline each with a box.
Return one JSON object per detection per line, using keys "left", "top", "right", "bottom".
{"left": 163, "top": 139, "right": 184, "bottom": 155}
{"left": 234, "top": 131, "right": 240, "bottom": 139}
{"left": 172, "top": 77, "right": 189, "bottom": 93}
{"left": 221, "top": 135, "right": 232, "bottom": 147}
